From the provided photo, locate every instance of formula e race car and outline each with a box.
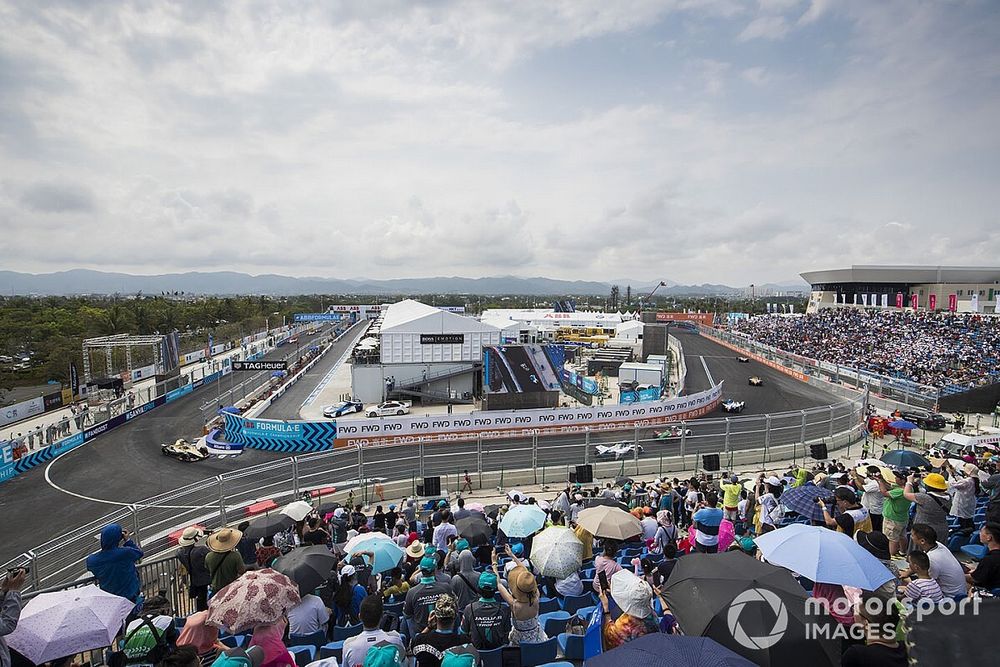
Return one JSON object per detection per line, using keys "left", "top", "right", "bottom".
{"left": 323, "top": 400, "right": 364, "bottom": 418}
{"left": 161, "top": 438, "right": 210, "bottom": 462}
{"left": 654, "top": 425, "right": 693, "bottom": 440}
{"left": 737, "top": 356, "right": 750, "bottom": 363}
{"left": 595, "top": 441, "right": 644, "bottom": 459}
{"left": 749, "top": 376, "right": 763, "bottom": 386}
{"left": 721, "top": 399, "right": 746, "bottom": 413}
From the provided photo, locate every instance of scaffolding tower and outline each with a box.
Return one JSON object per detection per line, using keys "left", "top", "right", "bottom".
{"left": 81, "top": 334, "right": 166, "bottom": 383}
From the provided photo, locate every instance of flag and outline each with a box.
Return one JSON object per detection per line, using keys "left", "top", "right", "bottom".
{"left": 881, "top": 293, "right": 888, "bottom": 307}
{"left": 911, "top": 293, "right": 918, "bottom": 309}
{"left": 896, "top": 292, "right": 903, "bottom": 308}
{"left": 862, "top": 294, "right": 868, "bottom": 306}
{"left": 789, "top": 304, "right": 794, "bottom": 314}
{"left": 929, "top": 294, "right": 937, "bottom": 310}
{"left": 853, "top": 293, "right": 858, "bottom": 305}
{"left": 971, "top": 293, "right": 980, "bottom": 312}
{"left": 948, "top": 294, "right": 957, "bottom": 311}
{"left": 70, "top": 362, "right": 79, "bottom": 397}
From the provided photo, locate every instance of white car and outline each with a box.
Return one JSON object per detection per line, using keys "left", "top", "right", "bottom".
{"left": 365, "top": 400, "right": 412, "bottom": 417}
{"left": 323, "top": 400, "right": 364, "bottom": 418}
{"left": 595, "top": 441, "right": 644, "bottom": 459}
{"left": 721, "top": 399, "right": 746, "bottom": 413}
{"left": 654, "top": 425, "right": 693, "bottom": 440}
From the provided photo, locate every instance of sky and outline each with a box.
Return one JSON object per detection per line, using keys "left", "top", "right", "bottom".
{"left": 1, "top": 0, "right": 998, "bottom": 286}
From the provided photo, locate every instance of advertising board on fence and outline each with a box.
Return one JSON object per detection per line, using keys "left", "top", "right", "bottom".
{"left": 1, "top": 396, "right": 45, "bottom": 429}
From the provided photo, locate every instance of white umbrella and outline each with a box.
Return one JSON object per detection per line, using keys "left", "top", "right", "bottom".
{"left": 344, "top": 531, "right": 391, "bottom": 553}
{"left": 531, "top": 526, "right": 583, "bottom": 578}
{"left": 507, "top": 489, "right": 527, "bottom": 503}
{"left": 6, "top": 584, "right": 134, "bottom": 664}
{"left": 282, "top": 500, "right": 314, "bottom": 522}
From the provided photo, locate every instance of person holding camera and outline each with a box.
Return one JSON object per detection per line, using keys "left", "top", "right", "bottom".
{"left": 901, "top": 472, "right": 951, "bottom": 546}
{"left": 818, "top": 487, "right": 872, "bottom": 534}
{"left": 1, "top": 568, "right": 27, "bottom": 667}
{"left": 86, "top": 523, "right": 144, "bottom": 606}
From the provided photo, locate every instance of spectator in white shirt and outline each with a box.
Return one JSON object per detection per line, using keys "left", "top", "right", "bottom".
{"left": 287, "top": 592, "right": 331, "bottom": 637}
{"left": 902, "top": 524, "right": 967, "bottom": 598}
{"left": 342, "top": 595, "right": 404, "bottom": 667}
{"left": 432, "top": 512, "right": 458, "bottom": 551}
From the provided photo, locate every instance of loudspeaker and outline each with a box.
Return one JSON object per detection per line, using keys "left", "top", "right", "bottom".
{"left": 422, "top": 476, "right": 441, "bottom": 497}
{"left": 702, "top": 454, "right": 721, "bottom": 472}
{"left": 568, "top": 471, "right": 578, "bottom": 484}
{"left": 810, "top": 443, "right": 829, "bottom": 460}
{"left": 575, "top": 465, "right": 593, "bottom": 484}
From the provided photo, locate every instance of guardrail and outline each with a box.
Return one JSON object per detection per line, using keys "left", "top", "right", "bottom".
{"left": 700, "top": 325, "right": 941, "bottom": 410}
{"left": 2, "top": 393, "right": 865, "bottom": 592}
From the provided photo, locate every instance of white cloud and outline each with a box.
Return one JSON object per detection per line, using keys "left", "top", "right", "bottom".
{"left": 738, "top": 15, "right": 790, "bottom": 41}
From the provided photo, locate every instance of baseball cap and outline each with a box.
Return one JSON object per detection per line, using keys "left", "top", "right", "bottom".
{"left": 341, "top": 564, "right": 357, "bottom": 579}
{"left": 419, "top": 556, "right": 437, "bottom": 572}
{"left": 511, "top": 543, "right": 524, "bottom": 556}
{"left": 455, "top": 538, "right": 469, "bottom": 552}
{"left": 478, "top": 571, "right": 498, "bottom": 592}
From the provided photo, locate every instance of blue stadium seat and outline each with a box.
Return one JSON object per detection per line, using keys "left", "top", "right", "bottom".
{"left": 520, "top": 638, "right": 558, "bottom": 667}
{"left": 539, "top": 610, "right": 570, "bottom": 638}
{"left": 288, "top": 646, "right": 316, "bottom": 667}
{"left": 332, "top": 623, "right": 364, "bottom": 641}
{"left": 556, "top": 633, "right": 584, "bottom": 661}
{"left": 479, "top": 646, "right": 507, "bottom": 667}
{"left": 538, "top": 597, "right": 561, "bottom": 614}
{"left": 561, "top": 594, "right": 594, "bottom": 615}
{"left": 319, "top": 642, "right": 344, "bottom": 661}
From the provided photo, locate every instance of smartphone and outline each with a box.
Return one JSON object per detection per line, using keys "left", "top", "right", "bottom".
{"left": 597, "top": 570, "right": 610, "bottom": 593}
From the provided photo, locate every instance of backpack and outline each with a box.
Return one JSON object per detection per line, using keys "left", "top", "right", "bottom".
{"left": 363, "top": 641, "right": 404, "bottom": 667}
{"left": 121, "top": 615, "right": 172, "bottom": 665}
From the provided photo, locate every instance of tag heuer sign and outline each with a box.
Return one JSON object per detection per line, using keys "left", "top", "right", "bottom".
{"left": 420, "top": 334, "right": 465, "bottom": 344}
{"left": 232, "top": 360, "right": 288, "bottom": 371}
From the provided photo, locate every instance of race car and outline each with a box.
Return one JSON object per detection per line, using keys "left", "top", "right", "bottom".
{"left": 654, "top": 425, "right": 693, "bottom": 440}
{"left": 365, "top": 400, "right": 412, "bottom": 417}
{"left": 721, "top": 399, "right": 746, "bottom": 413}
{"left": 595, "top": 441, "right": 644, "bottom": 459}
{"left": 323, "top": 400, "right": 364, "bottom": 418}
{"left": 161, "top": 438, "right": 210, "bottom": 462}
{"left": 737, "top": 356, "right": 750, "bottom": 363}
{"left": 749, "top": 376, "right": 763, "bottom": 386}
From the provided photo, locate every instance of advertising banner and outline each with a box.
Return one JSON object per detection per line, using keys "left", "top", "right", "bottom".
{"left": 1, "top": 396, "right": 45, "bottom": 429}
{"left": 70, "top": 362, "right": 79, "bottom": 397}
{"left": 911, "top": 294, "right": 918, "bottom": 309}
{"left": 232, "top": 360, "right": 288, "bottom": 372}
{"left": 896, "top": 292, "right": 903, "bottom": 308}
{"left": 166, "top": 384, "right": 194, "bottom": 402}
{"left": 241, "top": 419, "right": 307, "bottom": 441}
{"left": 655, "top": 312, "right": 715, "bottom": 326}
{"left": 971, "top": 293, "right": 980, "bottom": 312}
{"left": 43, "top": 390, "right": 63, "bottom": 412}
{"left": 929, "top": 294, "right": 937, "bottom": 310}
{"left": 294, "top": 313, "right": 342, "bottom": 322}
{"left": 0, "top": 441, "right": 14, "bottom": 483}
{"left": 949, "top": 294, "right": 957, "bottom": 311}
{"left": 619, "top": 386, "right": 661, "bottom": 403}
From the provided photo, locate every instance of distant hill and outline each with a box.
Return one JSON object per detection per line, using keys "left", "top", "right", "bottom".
{"left": 0, "top": 269, "right": 810, "bottom": 297}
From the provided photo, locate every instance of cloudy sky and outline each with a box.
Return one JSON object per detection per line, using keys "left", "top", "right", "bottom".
{"left": 1, "top": 0, "right": 998, "bottom": 285}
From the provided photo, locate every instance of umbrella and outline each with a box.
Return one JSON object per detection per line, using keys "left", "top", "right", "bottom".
{"left": 530, "top": 526, "right": 583, "bottom": 578}
{"left": 507, "top": 489, "right": 527, "bottom": 503}
{"left": 344, "top": 531, "right": 392, "bottom": 553}
{"left": 908, "top": 597, "right": 998, "bottom": 663}
{"left": 456, "top": 515, "right": 492, "bottom": 546}
{"left": 576, "top": 505, "right": 642, "bottom": 540}
{"left": 207, "top": 568, "right": 301, "bottom": 633}
{"left": 272, "top": 545, "right": 337, "bottom": 596}
{"left": 615, "top": 476, "right": 634, "bottom": 487}
{"left": 586, "top": 634, "right": 755, "bottom": 667}
{"left": 776, "top": 484, "right": 830, "bottom": 522}
{"left": 499, "top": 504, "right": 547, "bottom": 538}
{"left": 244, "top": 513, "right": 295, "bottom": 541}
{"left": 583, "top": 497, "right": 629, "bottom": 511}
{"left": 664, "top": 552, "right": 840, "bottom": 667}
{"left": 5, "top": 584, "right": 134, "bottom": 665}
{"left": 880, "top": 449, "right": 931, "bottom": 469}
{"left": 753, "top": 524, "right": 894, "bottom": 590}
{"left": 889, "top": 419, "right": 918, "bottom": 430}
{"left": 465, "top": 502, "right": 486, "bottom": 513}
{"left": 282, "top": 500, "right": 314, "bottom": 522}
{"left": 348, "top": 536, "right": 405, "bottom": 574}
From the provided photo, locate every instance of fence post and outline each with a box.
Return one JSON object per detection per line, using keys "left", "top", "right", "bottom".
{"left": 679, "top": 421, "right": 687, "bottom": 471}
{"left": 634, "top": 424, "right": 639, "bottom": 445}
{"left": 292, "top": 457, "right": 300, "bottom": 497}
{"left": 130, "top": 504, "right": 141, "bottom": 546}
{"left": 28, "top": 551, "right": 39, "bottom": 590}
{"left": 357, "top": 445, "right": 365, "bottom": 506}
{"left": 829, "top": 405, "right": 836, "bottom": 438}
{"left": 799, "top": 410, "right": 807, "bottom": 467}
{"left": 584, "top": 428, "right": 590, "bottom": 465}
{"left": 217, "top": 475, "right": 228, "bottom": 524}
{"left": 419, "top": 441, "right": 425, "bottom": 477}
{"left": 532, "top": 433, "right": 538, "bottom": 484}
{"left": 477, "top": 435, "right": 483, "bottom": 488}
{"left": 763, "top": 415, "right": 771, "bottom": 466}
{"left": 724, "top": 418, "right": 731, "bottom": 460}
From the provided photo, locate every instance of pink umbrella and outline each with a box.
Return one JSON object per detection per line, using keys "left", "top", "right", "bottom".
{"left": 466, "top": 502, "right": 486, "bottom": 513}
{"left": 207, "top": 568, "right": 301, "bottom": 633}
{"left": 717, "top": 519, "right": 736, "bottom": 552}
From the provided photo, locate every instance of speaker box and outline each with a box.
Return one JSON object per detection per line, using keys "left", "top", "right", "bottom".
{"left": 422, "top": 476, "right": 441, "bottom": 497}
{"left": 416, "top": 484, "right": 424, "bottom": 496}
{"left": 568, "top": 471, "right": 578, "bottom": 484}
{"left": 810, "top": 442, "right": 829, "bottom": 460}
{"left": 575, "top": 465, "right": 593, "bottom": 484}
{"left": 702, "top": 454, "right": 721, "bottom": 472}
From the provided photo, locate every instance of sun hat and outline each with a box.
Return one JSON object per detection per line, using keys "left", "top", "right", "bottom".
{"left": 813, "top": 472, "right": 828, "bottom": 485}
{"left": 923, "top": 473, "right": 948, "bottom": 491}
{"left": 609, "top": 569, "right": 653, "bottom": 618}
{"left": 419, "top": 556, "right": 437, "bottom": 572}
{"left": 766, "top": 476, "right": 781, "bottom": 487}
{"left": 179, "top": 526, "right": 203, "bottom": 547}
{"left": 656, "top": 510, "right": 673, "bottom": 527}
{"left": 964, "top": 462, "right": 981, "bottom": 478}
{"left": 856, "top": 531, "right": 891, "bottom": 561}
{"left": 334, "top": 507, "right": 345, "bottom": 518}
{"left": 508, "top": 566, "right": 538, "bottom": 603}
{"left": 406, "top": 541, "right": 426, "bottom": 559}
{"left": 340, "top": 564, "right": 357, "bottom": 579}
{"left": 207, "top": 527, "right": 243, "bottom": 553}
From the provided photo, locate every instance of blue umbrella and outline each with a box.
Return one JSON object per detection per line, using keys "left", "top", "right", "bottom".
{"left": 586, "top": 633, "right": 755, "bottom": 667}
{"left": 777, "top": 484, "right": 829, "bottom": 522}
{"left": 753, "top": 524, "right": 894, "bottom": 589}
{"left": 499, "top": 504, "right": 547, "bottom": 538}
{"left": 346, "top": 534, "right": 405, "bottom": 574}
{"left": 889, "top": 419, "right": 918, "bottom": 430}
{"left": 881, "top": 449, "right": 931, "bottom": 469}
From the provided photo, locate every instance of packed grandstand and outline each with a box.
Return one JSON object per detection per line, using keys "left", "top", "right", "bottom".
{"left": 733, "top": 309, "right": 1000, "bottom": 392}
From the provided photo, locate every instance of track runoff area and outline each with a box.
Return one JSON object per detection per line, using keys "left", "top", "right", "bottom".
{"left": 3, "top": 328, "right": 842, "bottom": 564}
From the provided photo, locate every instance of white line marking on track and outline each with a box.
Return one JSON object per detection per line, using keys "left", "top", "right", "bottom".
{"left": 700, "top": 356, "right": 716, "bottom": 386}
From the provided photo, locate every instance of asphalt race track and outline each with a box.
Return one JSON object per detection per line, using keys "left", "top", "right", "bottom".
{"left": 1, "top": 327, "right": 850, "bottom": 566}
{"left": 0, "top": 321, "right": 355, "bottom": 563}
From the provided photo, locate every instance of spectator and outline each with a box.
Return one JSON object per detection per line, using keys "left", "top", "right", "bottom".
{"left": 652, "top": 511, "right": 677, "bottom": 555}
{"left": 86, "top": 523, "right": 144, "bottom": 604}
{"left": 903, "top": 524, "right": 966, "bottom": 598}
{"left": 373, "top": 506, "right": 387, "bottom": 533}
{"left": 450, "top": 550, "right": 480, "bottom": 611}
{"left": 404, "top": 557, "right": 453, "bottom": 634}
{"left": 598, "top": 570, "right": 659, "bottom": 651}
{"left": 333, "top": 565, "right": 366, "bottom": 627}
{"left": 287, "top": 589, "right": 331, "bottom": 637}
{"left": 302, "top": 517, "right": 331, "bottom": 546}
{"left": 820, "top": 487, "right": 872, "bottom": 534}
{"left": 719, "top": 475, "right": 742, "bottom": 523}
{"left": 247, "top": 619, "right": 296, "bottom": 667}
{"left": 255, "top": 535, "right": 281, "bottom": 568}
{"left": 1, "top": 568, "right": 27, "bottom": 667}
{"left": 410, "top": 594, "right": 470, "bottom": 667}
{"left": 176, "top": 610, "right": 226, "bottom": 667}
{"left": 236, "top": 522, "right": 257, "bottom": 566}
{"left": 853, "top": 467, "right": 885, "bottom": 532}
{"left": 433, "top": 512, "right": 458, "bottom": 551}
{"left": 967, "top": 523, "right": 1000, "bottom": 590}
{"left": 331, "top": 508, "right": 349, "bottom": 544}
{"left": 901, "top": 551, "right": 944, "bottom": 604}
{"left": 159, "top": 646, "right": 203, "bottom": 667}
{"left": 343, "top": 595, "right": 404, "bottom": 667}
{"left": 755, "top": 476, "right": 783, "bottom": 534}
{"left": 841, "top": 591, "right": 908, "bottom": 667}
{"left": 573, "top": 523, "right": 593, "bottom": 561}
{"left": 639, "top": 509, "right": 657, "bottom": 541}
{"left": 855, "top": 531, "right": 900, "bottom": 599}
{"left": 875, "top": 469, "right": 911, "bottom": 556}
{"left": 592, "top": 540, "right": 623, "bottom": 597}
{"left": 502, "top": 544, "right": 531, "bottom": 580}
{"left": 381, "top": 568, "right": 410, "bottom": 600}
{"left": 692, "top": 492, "right": 724, "bottom": 553}
{"left": 176, "top": 527, "right": 211, "bottom": 611}
{"left": 493, "top": 561, "right": 545, "bottom": 645}
{"left": 205, "top": 528, "right": 247, "bottom": 594}
{"left": 452, "top": 498, "right": 471, "bottom": 522}
{"left": 461, "top": 572, "right": 511, "bottom": 651}
{"left": 121, "top": 594, "right": 179, "bottom": 665}
{"left": 942, "top": 461, "right": 979, "bottom": 534}
{"left": 903, "top": 473, "right": 952, "bottom": 543}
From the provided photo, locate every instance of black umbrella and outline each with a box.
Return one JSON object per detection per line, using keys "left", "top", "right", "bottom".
{"left": 272, "top": 545, "right": 338, "bottom": 596}
{"left": 615, "top": 476, "right": 634, "bottom": 487}
{"left": 244, "top": 513, "right": 295, "bottom": 541}
{"left": 584, "top": 497, "right": 628, "bottom": 511}
{"left": 908, "top": 597, "right": 997, "bottom": 662}
{"left": 663, "top": 552, "right": 840, "bottom": 667}
{"left": 455, "top": 515, "right": 492, "bottom": 547}
{"left": 317, "top": 502, "right": 342, "bottom": 516}
{"left": 586, "top": 634, "right": 754, "bottom": 667}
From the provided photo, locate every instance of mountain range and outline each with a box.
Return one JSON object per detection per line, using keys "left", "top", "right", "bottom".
{"left": 0, "top": 269, "right": 809, "bottom": 297}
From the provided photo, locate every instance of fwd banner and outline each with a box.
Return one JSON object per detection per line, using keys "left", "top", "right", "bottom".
{"left": 232, "top": 360, "right": 288, "bottom": 372}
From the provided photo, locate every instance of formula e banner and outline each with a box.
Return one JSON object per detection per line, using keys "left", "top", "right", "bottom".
{"left": 929, "top": 294, "right": 937, "bottom": 310}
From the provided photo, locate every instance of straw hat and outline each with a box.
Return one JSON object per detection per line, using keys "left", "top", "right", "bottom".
{"left": 179, "top": 527, "right": 203, "bottom": 547}
{"left": 207, "top": 527, "right": 243, "bottom": 553}
{"left": 813, "top": 473, "right": 827, "bottom": 485}
{"left": 508, "top": 566, "right": 538, "bottom": 603}
{"left": 406, "top": 541, "right": 426, "bottom": 559}
{"left": 923, "top": 473, "right": 948, "bottom": 491}
{"left": 964, "top": 462, "right": 981, "bottom": 478}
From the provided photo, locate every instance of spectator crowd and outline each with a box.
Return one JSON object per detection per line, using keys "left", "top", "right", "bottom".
{"left": 733, "top": 309, "right": 1000, "bottom": 390}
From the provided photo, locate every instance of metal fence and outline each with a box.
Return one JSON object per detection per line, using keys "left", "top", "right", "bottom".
{"left": 3, "top": 392, "right": 865, "bottom": 592}
{"left": 701, "top": 326, "right": 941, "bottom": 410}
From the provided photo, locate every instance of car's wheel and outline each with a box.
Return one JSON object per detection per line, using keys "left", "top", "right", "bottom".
{"left": 367, "top": 412, "right": 377, "bottom": 418}
{"left": 396, "top": 410, "right": 404, "bottom": 415}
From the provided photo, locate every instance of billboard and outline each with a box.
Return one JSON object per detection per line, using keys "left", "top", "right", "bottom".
{"left": 484, "top": 344, "right": 562, "bottom": 393}
{"left": 161, "top": 331, "right": 181, "bottom": 373}
{"left": 655, "top": 312, "right": 715, "bottom": 326}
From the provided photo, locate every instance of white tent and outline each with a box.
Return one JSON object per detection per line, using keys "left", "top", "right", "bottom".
{"left": 379, "top": 300, "right": 500, "bottom": 363}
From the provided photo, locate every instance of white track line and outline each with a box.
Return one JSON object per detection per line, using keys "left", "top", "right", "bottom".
{"left": 700, "top": 356, "right": 716, "bottom": 386}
